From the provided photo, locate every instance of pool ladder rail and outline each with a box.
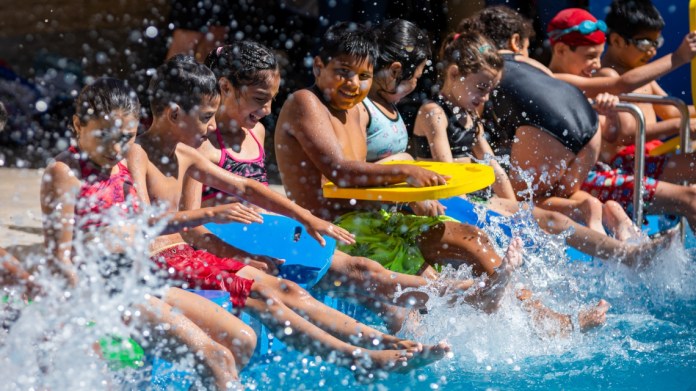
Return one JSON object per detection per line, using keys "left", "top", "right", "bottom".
{"left": 593, "top": 94, "right": 691, "bottom": 239}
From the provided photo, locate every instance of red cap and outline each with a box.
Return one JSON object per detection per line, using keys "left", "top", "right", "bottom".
{"left": 547, "top": 8, "right": 606, "bottom": 47}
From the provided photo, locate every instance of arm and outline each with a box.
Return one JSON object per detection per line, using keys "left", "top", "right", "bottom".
{"left": 39, "top": 160, "right": 79, "bottom": 285}
{"left": 278, "top": 91, "right": 447, "bottom": 188}
{"left": 413, "top": 102, "right": 456, "bottom": 163}
{"left": 178, "top": 144, "right": 355, "bottom": 246}
{"left": 471, "top": 128, "right": 516, "bottom": 201}
{"left": 555, "top": 32, "right": 696, "bottom": 98}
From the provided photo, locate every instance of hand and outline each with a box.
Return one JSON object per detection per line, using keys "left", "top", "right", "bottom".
{"left": 403, "top": 166, "right": 449, "bottom": 187}
{"left": 673, "top": 31, "right": 696, "bottom": 64}
{"left": 208, "top": 202, "right": 264, "bottom": 225}
{"left": 593, "top": 93, "right": 620, "bottom": 116}
{"left": 408, "top": 200, "right": 447, "bottom": 217}
{"left": 302, "top": 215, "right": 356, "bottom": 246}
{"left": 245, "top": 254, "right": 285, "bottom": 276}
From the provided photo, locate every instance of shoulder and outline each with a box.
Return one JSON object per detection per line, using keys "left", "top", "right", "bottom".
{"left": 41, "top": 155, "right": 81, "bottom": 199}
{"left": 417, "top": 101, "right": 446, "bottom": 120}
{"left": 251, "top": 122, "right": 266, "bottom": 142}
{"left": 597, "top": 67, "right": 620, "bottom": 77}
{"left": 415, "top": 101, "right": 447, "bottom": 136}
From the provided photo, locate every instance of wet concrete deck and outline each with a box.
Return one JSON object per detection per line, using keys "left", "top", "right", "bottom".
{"left": 0, "top": 167, "right": 286, "bottom": 261}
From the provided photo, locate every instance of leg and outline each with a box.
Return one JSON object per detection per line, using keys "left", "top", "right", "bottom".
{"left": 319, "top": 250, "right": 432, "bottom": 308}
{"left": 237, "top": 266, "right": 434, "bottom": 352}
{"left": 136, "top": 294, "right": 239, "bottom": 390}
{"left": 602, "top": 200, "right": 641, "bottom": 240}
{"left": 240, "top": 282, "right": 447, "bottom": 374}
{"left": 162, "top": 287, "right": 256, "bottom": 371}
{"left": 645, "top": 182, "right": 696, "bottom": 232}
{"left": 641, "top": 152, "right": 696, "bottom": 184}
{"left": 539, "top": 192, "right": 606, "bottom": 234}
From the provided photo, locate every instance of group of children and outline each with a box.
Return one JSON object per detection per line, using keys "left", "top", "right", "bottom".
{"left": 2, "top": 0, "right": 695, "bottom": 388}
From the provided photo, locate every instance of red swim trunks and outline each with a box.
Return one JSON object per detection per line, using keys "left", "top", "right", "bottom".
{"left": 581, "top": 162, "right": 659, "bottom": 213}
{"left": 609, "top": 140, "right": 668, "bottom": 177}
{"left": 152, "top": 244, "right": 253, "bottom": 308}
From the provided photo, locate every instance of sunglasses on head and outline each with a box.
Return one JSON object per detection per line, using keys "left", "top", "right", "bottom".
{"left": 549, "top": 20, "right": 607, "bottom": 40}
{"left": 624, "top": 35, "right": 664, "bottom": 52}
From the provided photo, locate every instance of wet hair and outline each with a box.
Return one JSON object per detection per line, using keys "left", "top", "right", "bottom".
{"left": 75, "top": 78, "right": 141, "bottom": 125}
{"left": 148, "top": 54, "right": 220, "bottom": 116}
{"left": 459, "top": 6, "right": 535, "bottom": 51}
{"left": 374, "top": 19, "right": 431, "bottom": 83}
{"left": 318, "top": 22, "right": 379, "bottom": 67}
{"left": 606, "top": 0, "right": 664, "bottom": 38}
{"left": 204, "top": 40, "right": 279, "bottom": 88}
{"left": 438, "top": 31, "right": 503, "bottom": 79}
{"left": 0, "top": 101, "right": 6, "bottom": 132}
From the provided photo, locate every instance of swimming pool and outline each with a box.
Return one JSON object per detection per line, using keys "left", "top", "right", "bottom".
{"left": 1, "top": 207, "right": 695, "bottom": 390}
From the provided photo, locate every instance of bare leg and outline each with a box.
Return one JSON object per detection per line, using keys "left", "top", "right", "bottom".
{"left": 645, "top": 181, "right": 696, "bottom": 233}
{"left": 162, "top": 287, "right": 257, "bottom": 371}
{"left": 237, "top": 266, "right": 443, "bottom": 354}
{"left": 602, "top": 200, "right": 641, "bottom": 240}
{"left": 137, "top": 294, "right": 239, "bottom": 390}
{"left": 241, "top": 286, "right": 447, "bottom": 374}
{"left": 417, "top": 221, "right": 503, "bottom": 276}
{"left": 539, "top": 192, "right": 606, "bottom": 235}
{"left": 658, "top": 152, "right": 696, "bottom": 184}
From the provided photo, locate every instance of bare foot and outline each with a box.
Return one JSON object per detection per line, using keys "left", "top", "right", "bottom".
{"left": 603, "top": 201, "right": 641, "bottom": 241}
{"left": 393, "top": 341, "right": 451, "bottom": 374}
{"left": 623, "top": 229, "right": 676, "bottom": 267}
{"left": 466, "top": 237, "right": 524, "bottom": 312}
{"left": 578, "top": 299, "right": 610, "bottom": 332}
{"left": 202, "top": 343, "right": 239, "bottom": 390}
{"left": 385, "top": 337, "right": 423, "bottom": 353}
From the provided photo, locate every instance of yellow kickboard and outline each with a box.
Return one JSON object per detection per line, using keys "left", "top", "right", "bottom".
{"left": 322, "top": 161, "right": 495, "bottom": 202}
{"left": 648, "top": 136, "right": 680, "bottom": 156}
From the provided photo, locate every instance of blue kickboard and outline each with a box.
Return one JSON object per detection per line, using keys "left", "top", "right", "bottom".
{"left": 439, "top": 197, "right": 680, "bottom": 263}
{"left": 205, "top": 214, "right": 336, "bottom": 289}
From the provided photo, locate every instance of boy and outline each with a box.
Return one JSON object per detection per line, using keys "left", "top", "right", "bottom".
{"left": 274, "top": 21, "right": 523, "bottom": 282}
{"left": 128, "top": 54, "right": 450, "bottom": 372}
{"left": 543, "top": 7, "right": 696, "bottom": 229}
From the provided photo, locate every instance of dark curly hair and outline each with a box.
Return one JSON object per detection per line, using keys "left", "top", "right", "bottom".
{"left": 204, "top": 40, "right": 279, "bottom": 88}
{"left": 457, "top": 5, "right": 535, "bottom": 51}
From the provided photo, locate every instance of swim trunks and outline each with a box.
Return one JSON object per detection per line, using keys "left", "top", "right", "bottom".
{"left": 151, "top": 244, "right": 254, "bottom": 308}
{"left": 484, "top": 53, "right": 599, "bottom": 155}
{"left": 609, "top": 140, "right": 668, "bottom": 177}
{"left": 363, "top": 97, "right": 409, "bottom": 162}
{"left": 581, "top": 162, "right": 659, "bottom": 212}
{"left": 334, "top": 210, "right": 455, "bottom": 275}
{"left": 413, "top": 95, "right": 479, "bottom": 159}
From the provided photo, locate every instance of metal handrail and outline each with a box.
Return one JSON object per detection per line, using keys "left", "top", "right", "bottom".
{"left": 618, "top": 94, "right": 691, "bottom": 238}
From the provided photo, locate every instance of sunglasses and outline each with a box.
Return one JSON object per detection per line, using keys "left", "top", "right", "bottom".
{"left": 549, "top": 20, "right": 607, "bottom": 40}
{"left": 624, "top": 35, "right": 664, "bottom": 52}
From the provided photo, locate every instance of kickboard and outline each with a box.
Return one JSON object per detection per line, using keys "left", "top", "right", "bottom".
{"left": 323, "top": 161, "right": 495, "bottom": 202}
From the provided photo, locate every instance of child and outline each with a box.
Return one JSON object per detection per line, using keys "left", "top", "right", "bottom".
{"left": 274, "top": 21, "right": 608, "bottom": 335}
{"left": 189, "top": 40, "right": 487, "bottom": 330}
{"left": 274, "top": 21, "right": 524, "bottom": 281}
{"left": 128, "top": 54, "right": 449, "bottom": 374}
{"left": 39, "top": 78, "right": 255, "bottom": 388}
{"left": 412, "top": 29, "right": 667, "bottom": 263}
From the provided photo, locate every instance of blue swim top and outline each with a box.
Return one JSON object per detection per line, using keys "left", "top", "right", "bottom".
{"left": 363, "top": 97, "right": 409, "bottom": 162}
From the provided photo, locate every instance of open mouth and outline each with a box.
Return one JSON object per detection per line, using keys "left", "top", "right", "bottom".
{"left": 338, "top": 90, "right": 359, "bottom": 99}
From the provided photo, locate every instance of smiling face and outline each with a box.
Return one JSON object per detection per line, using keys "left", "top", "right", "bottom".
{"left": 314, "top": 54, "right": 374, "bottom": 111}
{"left": 445, "top": 66, "right": 502, "bottom": 112}
{"left": 619, "top": 29, "right": 661, "bottom": 68}
{"left": 220, "top": 70, "right": 280, "bottom": 130}
{"left": 174, "top": 94, "right": 220, "bottom": 148}
{"left": 560, "top": 43, "right": 604, "bottom": 77}
{"left": 74, "top": 110, "right": 139, "bottom": 167}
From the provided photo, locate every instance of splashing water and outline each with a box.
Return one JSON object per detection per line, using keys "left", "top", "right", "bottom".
{"left": 1, "top": 196, "right": 696, "bottom": 390}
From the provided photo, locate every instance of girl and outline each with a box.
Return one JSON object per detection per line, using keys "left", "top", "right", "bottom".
{"left": 189, "top": 40, "right": 510, "bottom": 329}
{"left": 128, "top": 55, "right": 450, "bottom": 375}
{"left": 40, "top": 78, "right": 255, "bottom": 389}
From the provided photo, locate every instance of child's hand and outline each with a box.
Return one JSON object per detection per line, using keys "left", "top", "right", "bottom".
{"left": 245, "top": 254, "right": 285, "bottom": 276}
{"left": 674, "top": 31, "right": 696, "bottom": 64}
{"left": 404, "top": 166, "right": 450, "bottom": 187}
{"left": 209, "top": 203, "right": 264, "bottom": 225}
{"left": 593, "top": 93, "right": 620, "bottom": 116}
{"left": 303, "top": 216, "right": 355, "bottom": 247}
{"left": 408, "top": 200, "right": 447, "bottom": 216}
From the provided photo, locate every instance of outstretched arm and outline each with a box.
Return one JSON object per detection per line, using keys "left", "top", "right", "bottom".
{"left": 555, "top": 31, "right": 696, "bottom": 98}
{"left": 277, "top": 91, "right": 447, "bottom": 188}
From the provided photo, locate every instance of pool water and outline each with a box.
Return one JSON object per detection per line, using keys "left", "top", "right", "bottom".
{"left": 1, "top": 206, "right": 695, "bottom": 390}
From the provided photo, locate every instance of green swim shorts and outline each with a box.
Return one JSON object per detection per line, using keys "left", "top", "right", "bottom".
{"left": 334, "top": 210, "right": 455, "bottom": 275}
